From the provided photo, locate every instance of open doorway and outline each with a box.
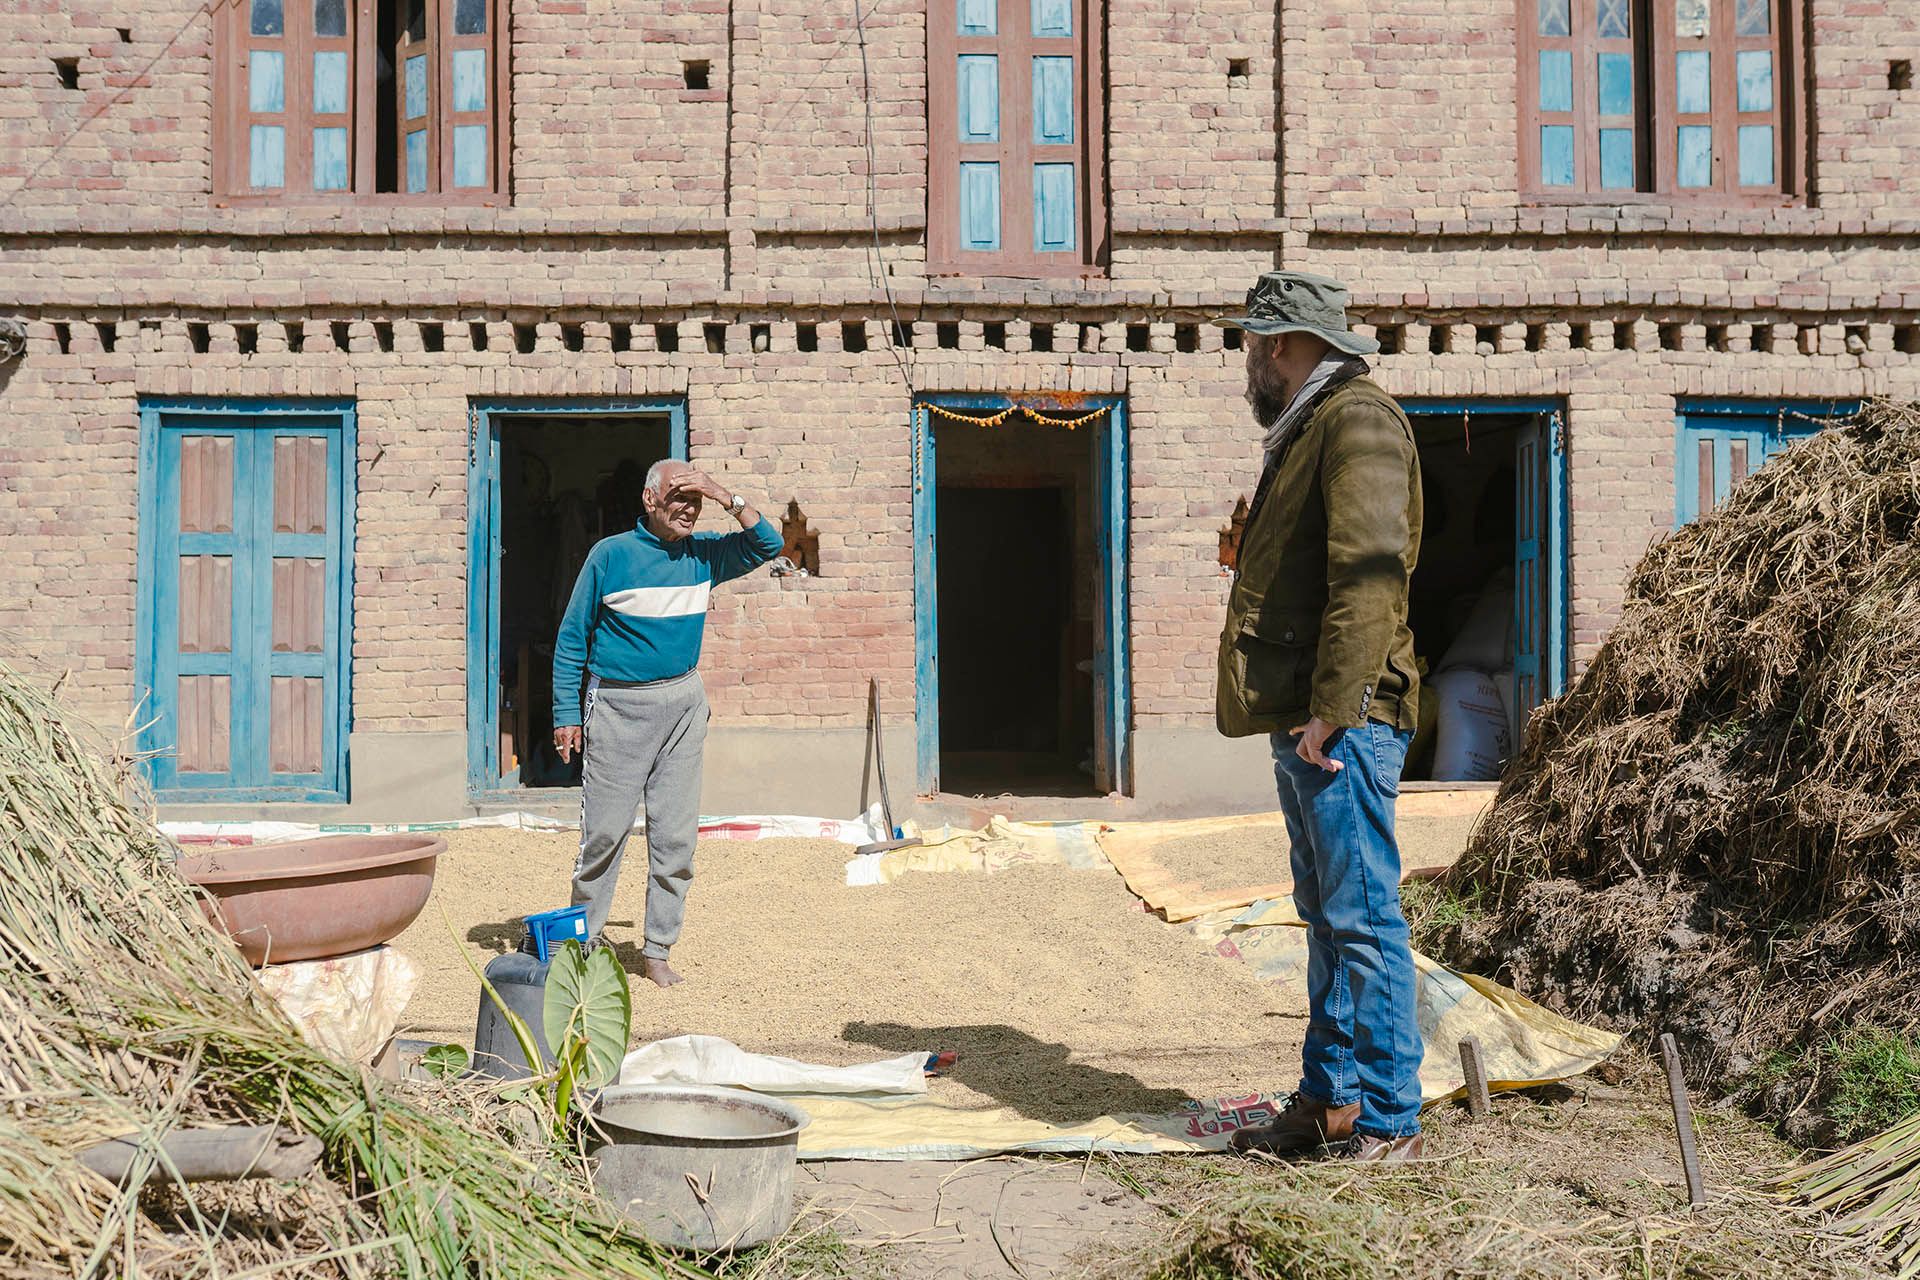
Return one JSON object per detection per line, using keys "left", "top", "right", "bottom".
{"left": 491, "top": 414, "right": 672, "bottom": 788}
{"left": 932, "top": 416, "right": 1100, "bottom": 796}
{"left": 1403, "top": 407, "right": 1562, "bottom": 783}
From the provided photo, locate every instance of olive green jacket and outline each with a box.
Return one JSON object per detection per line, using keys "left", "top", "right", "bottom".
{"left": 1216, "top": 375, "right": 1423, "bottom": 737}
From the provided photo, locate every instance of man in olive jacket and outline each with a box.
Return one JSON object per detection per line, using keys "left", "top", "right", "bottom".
{"left": 1214, "top": 271, "right": 1426, "bottom": 1163}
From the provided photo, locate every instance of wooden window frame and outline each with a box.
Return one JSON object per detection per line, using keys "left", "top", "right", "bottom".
{"left": 1518, "top": 0, "right": 1802, "bottom": 205}
{"left": 928, "top": 0, "right": 1109, "bottom": 279}
{"left": 214, "top": 0, "right": 510, "bottom": 207}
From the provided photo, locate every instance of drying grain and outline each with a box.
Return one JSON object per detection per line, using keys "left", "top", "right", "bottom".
{"left": 390, "top": 828, "right": 1307, "bottom": 1123}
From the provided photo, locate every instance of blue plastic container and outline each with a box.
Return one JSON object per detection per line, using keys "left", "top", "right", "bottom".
{"left": 522, "top": 905, "right": 589, "bottom": 962}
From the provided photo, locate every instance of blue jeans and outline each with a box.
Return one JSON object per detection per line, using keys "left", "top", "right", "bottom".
{"left": 1271, "top": 721, "right": 1424, "bottom": 1138}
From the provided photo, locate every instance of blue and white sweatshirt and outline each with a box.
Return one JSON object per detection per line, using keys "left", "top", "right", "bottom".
{"left": 552, "top": 515, "right": 782, "bottom": 726}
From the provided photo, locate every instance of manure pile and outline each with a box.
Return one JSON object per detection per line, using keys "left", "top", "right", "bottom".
{"left": 1444, "top": 399, "right": 1920, "bottom": 1138}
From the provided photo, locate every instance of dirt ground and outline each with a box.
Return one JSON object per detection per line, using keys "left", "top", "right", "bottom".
{"left": 390, "top": 828, "right": 1308, "bottom": 1120}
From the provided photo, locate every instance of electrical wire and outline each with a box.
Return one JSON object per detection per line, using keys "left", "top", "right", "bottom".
{"left": 853, "top": 0, "right": 917, "bottom": 400}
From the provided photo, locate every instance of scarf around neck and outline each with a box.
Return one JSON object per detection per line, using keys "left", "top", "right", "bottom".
{"left": 1261, "top": 353, "right": 1370, "bottom": 466}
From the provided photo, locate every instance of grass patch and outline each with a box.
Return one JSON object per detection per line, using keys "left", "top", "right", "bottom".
{"left": 708, "top": 1221, "right": 891, "bottom": 1280}
{"left": 1823, "top": 1026, "right": 1920, "bottom": 1142}
{"left": 1400, "top": 877, "right": 1483, "bottom": 955}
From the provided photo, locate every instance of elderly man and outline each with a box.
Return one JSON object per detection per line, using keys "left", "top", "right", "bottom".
{"left": 551, "top": 459, "right": 781, "bottom": 988}
{"left": 1213, "top": 271, "right": 1427, "bottom": 1162}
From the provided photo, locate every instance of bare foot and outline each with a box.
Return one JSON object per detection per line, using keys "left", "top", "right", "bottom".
{"left": 642, "top": 957, "right": 683, "bottom": 988}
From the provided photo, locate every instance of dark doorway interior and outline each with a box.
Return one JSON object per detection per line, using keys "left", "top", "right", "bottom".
{"left": 497, "top": 415, "right": 671, "bottom": 787}
{"left": 935, "top": 417, "right": 1097, "bottom": 796}
{"left": 1404, "top": 411, "right": 1529, "bottom": 782}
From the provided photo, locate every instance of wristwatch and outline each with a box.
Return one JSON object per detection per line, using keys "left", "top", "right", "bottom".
{"left": 727, "top": 493, "right": 746, "bottom": 516}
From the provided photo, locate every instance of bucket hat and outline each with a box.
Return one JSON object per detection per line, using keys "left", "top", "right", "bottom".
{"left": 1211, "top": 270, "right": 1380, "bottom": 356}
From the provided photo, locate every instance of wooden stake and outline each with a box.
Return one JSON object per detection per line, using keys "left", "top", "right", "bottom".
{"left": 1659, "top": 1032, "right": 1709, "bottom": 1209}
{"left": 1459, "top": 1036, "right": 1491, "bottom": 1117}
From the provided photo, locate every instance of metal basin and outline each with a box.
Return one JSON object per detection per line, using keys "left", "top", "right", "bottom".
{"left": 587, "top": 1085, "right": 810, "bottom": 1251}
{"left": 175, "top": 834, "right": 443, "bottom": 967}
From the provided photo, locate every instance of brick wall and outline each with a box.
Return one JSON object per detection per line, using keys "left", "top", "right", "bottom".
{"left": 0, "top": 0, "right": 1914, "bottom": 793}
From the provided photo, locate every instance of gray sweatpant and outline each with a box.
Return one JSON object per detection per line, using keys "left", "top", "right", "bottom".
{"left": 572, "top": 671, "right": 708, "bottom": 960}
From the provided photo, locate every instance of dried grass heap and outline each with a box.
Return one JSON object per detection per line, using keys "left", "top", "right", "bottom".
{"left": 1445, "top": 399, "right": 1920, "bottom": 1119}
{"left": 0, "top": 663, "right": 696, "bottom": 1278}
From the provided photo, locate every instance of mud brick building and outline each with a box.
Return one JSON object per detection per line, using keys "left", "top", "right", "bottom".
{"left": 1, "top": 0, "right": 1915, "bottom": 819}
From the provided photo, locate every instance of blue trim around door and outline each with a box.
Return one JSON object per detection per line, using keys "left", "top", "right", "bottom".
{"left": 1403, "top": 398, "right": 1571, "bottom": 699}
{"left": 135, "top": 398, "right": 357, "bottom": 803}
{"left": 464, "top": 397, "right": 688, "bottom": 799}
{"left": 910, "top": 393, "right": 1131, "bottom": 796}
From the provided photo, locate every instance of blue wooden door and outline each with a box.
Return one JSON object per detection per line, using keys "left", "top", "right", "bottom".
{"left": 1510, "top": 410, "right": 1568, "bottom": 744}
{"left": 1090, "top": 403, "right": 1130, "bottom": 794}
{"left": 1512, "top": 419, "right": 1547, "bottom": 737}
{"left": 147, "top": 413, "right": 349, "bottom": 799}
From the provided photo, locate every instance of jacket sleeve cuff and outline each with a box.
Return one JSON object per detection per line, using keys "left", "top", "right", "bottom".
{"left": 1309, "top": 685, "right": 1372, "bottom": 731}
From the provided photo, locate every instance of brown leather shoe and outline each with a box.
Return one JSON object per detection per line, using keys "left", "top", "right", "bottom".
{"left": 1228, "top": 1094, "right": 1361, "bottom": 1157}
{"left": 1332, "top": 1133, "right": 1426, "bottom": 1162}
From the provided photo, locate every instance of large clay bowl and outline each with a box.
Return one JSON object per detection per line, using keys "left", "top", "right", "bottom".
{"left": 176, "top": 834, "right": 445, "bottom": 967}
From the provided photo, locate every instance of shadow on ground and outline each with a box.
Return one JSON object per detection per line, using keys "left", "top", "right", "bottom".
{"left": 844, "top": 1020, "right": 1193, "bottom": 1125}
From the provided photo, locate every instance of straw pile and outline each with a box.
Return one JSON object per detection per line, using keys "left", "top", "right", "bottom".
{"left": 0, "top": 664, "right": 696, "bottom": 1278}
{"left": 1442, "top": 399, "right": 1920, "bottom": 1125}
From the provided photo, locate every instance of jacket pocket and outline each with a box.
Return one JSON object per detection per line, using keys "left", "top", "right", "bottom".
{"left": 1234, "top": 627, "right": 1307, "bottom": 719}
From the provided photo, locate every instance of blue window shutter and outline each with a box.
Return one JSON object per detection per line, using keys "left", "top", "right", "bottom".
{"left": 1032, "top": 56, "right": 1073, "bottom": 144}
{"left": 957, "top": 55, "right": 1000, "bottom": 143}
{"left": 1033, "top": 162, "right": 1075, "bottom": 252}
{"left": 959, "top": 162, "right": 1001, "bottom": 250}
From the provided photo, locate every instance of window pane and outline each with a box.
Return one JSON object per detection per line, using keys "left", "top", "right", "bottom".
{"left": 959, "top": 162, "right": 1001, "bottom": 251}
{"left": 1676, "top": 50, "right": 1711, "bottom": 113}
{"left": 1736, "top": 0, "right": 1770, "bottom": 35}
{"left": 314, "top": 0, "right": 347, "bottom": 37}
{"left": 313, "top": 127, "right": 348, "bottom": 190}
{"left": 1538, "top": 0, "right": 1570, "bottom": 36}
{"left": 1034, "top": 163, "right": 1075, "bottom": 252}
{"left": 1736, "top": 50, "right": 1773, "bottom": 112}
{"left": 1596, "top": 52, "right": 1632, "bottom": 115}
{"left": 1676, "top": 0, "right": 1708, "bottom": 38}
{"left": 250, "top": 0, "right": 283, "bottom": 36}
{"left": 454, "top": 0, "right": 487, "bottom": 34}
{"left": 313, "top": 51, "right": 348, "bottom": 113}
{"left": 249, "top": 124, "right": 285, "bottom": 188}
{"left": 249, "top": 51, "right": 285, "bottom": 113}
{"left": 1033, "top": 56, "right": 1073, "bottom": 144}
{"left": 1596, "top": 0, "right": 1630, "bottom": 38}
{"left": 453, "top": 124, "right": 488, "bottom": 187}
{"left": 1677, "top": 124, "right": 1713, "bottom": 185}
{"left": 405, "top": 129, "right": 428, "bottom": 192}
{"left": 958, "top": 55, "right": 999, "bottom": 143}
{"left": 452, "top": 48, "right": 487, "bottom": 111}
{"left": 1599, "top": 127, "right": 1634, "bottom": 187}
{"left": 1032, "top": 0, "right": 1072, "bottom": 37}
{"left": 404, "top": 54, "right": 428, "bottom": 119}
{"left": 958, "top": 0, "right": 995, "bottom": 35}
{"left": 1738, "top": 124, "right": 1775, "bottom": 185}
{"left": 1539, "top": 50, "right": 1573, "bottom": 112}
{"left": 1540, "top": 125, "right": 1575, "bottom": 186}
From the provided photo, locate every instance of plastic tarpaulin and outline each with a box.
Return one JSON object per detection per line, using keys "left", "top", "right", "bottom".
{"left": 620, "top": 1035, "right": 932, "bottom": 1096}
{"left": 845, "top": 815, "right": 1108, "bottom": 885}
{"left": 1193, "top": 898, "right": 1621, "bottom": 1105}
{"left": 256, "top": 945, "right": 418, "bottom": 1064}
{"left": 165, "top": 806, "right": 888, "bottom": 848}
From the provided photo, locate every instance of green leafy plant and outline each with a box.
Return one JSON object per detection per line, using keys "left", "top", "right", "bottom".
{"left": 545, "top": 940, "right": 634, "bottom": 1128}
{"left": 458, "top": 931, "right": 633, "bottom": 1140}
{"left": 420, "top": 1042, "right": 471, "bottom": 1080}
